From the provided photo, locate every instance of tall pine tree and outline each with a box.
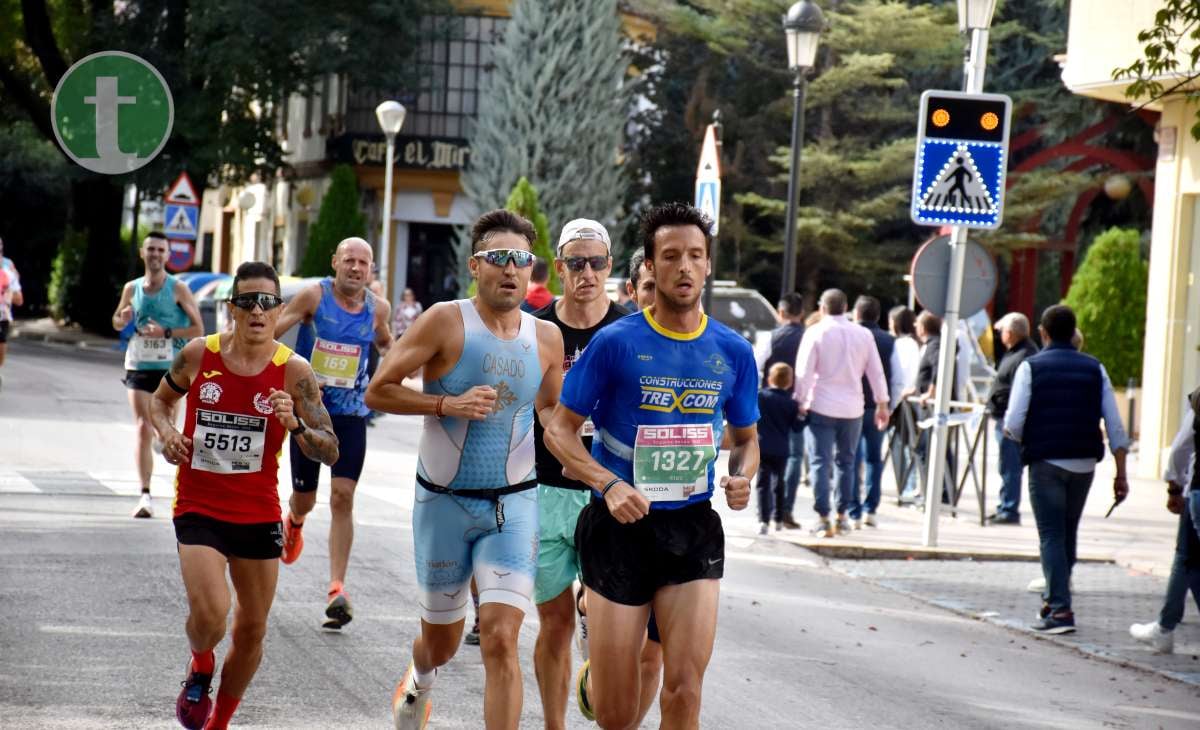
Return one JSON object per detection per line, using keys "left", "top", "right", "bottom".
{"left": 459, "top": 0, "right": 630, "bottom": 280}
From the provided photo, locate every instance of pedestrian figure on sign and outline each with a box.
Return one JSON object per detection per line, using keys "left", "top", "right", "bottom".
{"left": 948, "top": 157, "right": 972, "bottom": 206}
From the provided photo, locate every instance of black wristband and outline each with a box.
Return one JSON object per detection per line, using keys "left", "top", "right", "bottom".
{"left": 601, "top": 477, "right": 623, "bottom": 497}
{"left": 1167, "top": 486, "right": 1183, "bottom": 496}
{"left": 164, "top": 371, "right": 188, "bottom": 395}
{"left": 163, "top": 327, "right": 172, "bottom": 339}
{"left": 290, "top": 420, "right": 307, "bottom": 436}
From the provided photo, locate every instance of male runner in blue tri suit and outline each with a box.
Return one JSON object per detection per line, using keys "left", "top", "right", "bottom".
{"left": 111, "top": 231, "right": 204, "bottom": 519}
{"left": 365, "top": 209, "right": 565, "bottom": 730}
{"left": 545, "top": 202, "right": 759, "bottom": 729}
{"left": 273, "top": 237, "right": 393, "bottom": 629}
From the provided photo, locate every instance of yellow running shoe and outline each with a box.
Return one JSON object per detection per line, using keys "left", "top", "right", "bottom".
{"left": 576, "top": 659, "right": 595, "bottom": 721}
{"left": 392, "top": 661, "right": 433, "bottom": 730}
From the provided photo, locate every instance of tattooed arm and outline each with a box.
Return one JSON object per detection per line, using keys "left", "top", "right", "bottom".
{"left": 151, "top": 338, "right": 204, "bottom": 465}
{"left": 278, "top": 356, "right": 340, "bottom": 466}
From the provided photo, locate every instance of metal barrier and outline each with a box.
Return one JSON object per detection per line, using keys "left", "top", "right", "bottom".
{"left": 884, "top": 397, "right": 991, "bottom": 525}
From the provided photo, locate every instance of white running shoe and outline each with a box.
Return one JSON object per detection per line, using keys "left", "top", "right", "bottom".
{"left": 1027, "top": 576, "right": 1073, "bottom": 593}
{"left": 1130, "top": 621, "right": 1174, "bottom": 654}
{"left": 133, "top": 493, "right": 153, "bottom": 519}
{"left": 392, "top": 662, "right": 433, "bottom": 730}
{"left": 575, "top": 586, "right": 589, "bottom": 661}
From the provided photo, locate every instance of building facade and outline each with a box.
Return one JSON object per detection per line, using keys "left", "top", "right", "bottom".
{"left": 1062, "top": 0, "right": 1198, "bottom": 477}
{"left": 199, "top": 1, "right": 653, "bottom": 312}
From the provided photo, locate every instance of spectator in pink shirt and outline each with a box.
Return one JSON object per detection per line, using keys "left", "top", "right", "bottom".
{"left": 793, "top": 289, "right": 890, "bottom": 537}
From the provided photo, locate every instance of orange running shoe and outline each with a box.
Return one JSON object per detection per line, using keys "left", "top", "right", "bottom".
{"left": 392, "top": 661, "right": 433, "bottom": 729}
{"left": 280, "top": 514, "right": 304, "bottom": 565}
{"left": 323, "top": 581, "right": 353, "bottom": 630}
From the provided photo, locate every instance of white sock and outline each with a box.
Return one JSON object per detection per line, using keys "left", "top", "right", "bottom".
{"left": 414, "top": 665, "right": 437, "bottom": 690}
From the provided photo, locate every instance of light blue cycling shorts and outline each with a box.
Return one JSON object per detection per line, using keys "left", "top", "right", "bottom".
{"left": 412, "top": 486, "right": 539, "bottom": 624}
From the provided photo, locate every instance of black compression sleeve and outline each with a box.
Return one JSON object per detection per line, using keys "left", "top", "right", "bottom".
{"left": 164, "top": 372, "right": 188, "bottom": 395}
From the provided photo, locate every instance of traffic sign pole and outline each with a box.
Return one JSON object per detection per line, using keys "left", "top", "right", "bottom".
{"left": 695, "top": 117, "right": 722, "bottom": 314}
{"left": 922, "top": 25, "right": 992, "bottom": 547}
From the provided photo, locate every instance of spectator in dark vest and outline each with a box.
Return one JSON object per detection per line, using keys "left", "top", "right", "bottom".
{"left": 1130, "top": 385, "right": 1200, "bottom": 654}
{"left": 757, "top": 363, "right": 802, "bottom": 534}
{"left": 849, "top": 295, "right": 899, "bottom": 528}
{"left": 985, "top": 312, "right": 1039, "bottom": 525}
{"left": 1005, "top": 305, "right": 1130, "bottom": 634}
{"left": 764, "top": 292, "right": 806, "bottom": 529}
{"left": 903, "top": 311, "right": 954, "bottom": 504}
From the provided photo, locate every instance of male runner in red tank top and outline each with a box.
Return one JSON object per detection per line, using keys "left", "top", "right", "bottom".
{"left": 150, "top": 261, "right": 339, "bottom": 730}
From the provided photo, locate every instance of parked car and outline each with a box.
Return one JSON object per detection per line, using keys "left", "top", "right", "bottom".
{"left": 605, "top": 277, "right": 778, "bottom": 352}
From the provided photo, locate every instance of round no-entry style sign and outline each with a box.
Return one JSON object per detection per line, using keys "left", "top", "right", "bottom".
{"left": 51, "top": 51, "right": 173, "bottom": 174}
{"left": 910, "top": 234, "right": 997, "bottom": 318}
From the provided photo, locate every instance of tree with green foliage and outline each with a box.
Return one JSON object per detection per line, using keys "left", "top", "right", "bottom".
{"left": 1114, "top": 0, "right": 1200, "bottom": 139}
{"left": 460, "top": 0, "right": 630, "bottom": 283}
{"left": 1063, "top": 227, "right": 1148, "bottom": 383}
{"left": 0, "top": 0, "right": 437, "bottom": 330}
{"left": 300, "top": 165, "right": 366, "bottom": 277}
{"left": 505, "top": 177, "right": 557, "bottom": 294}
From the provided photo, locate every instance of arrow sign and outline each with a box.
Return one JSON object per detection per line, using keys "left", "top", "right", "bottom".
{"left": 695, "top": 124, "right": 721, "bottom": 234}
{"left": 165, "top": 171, "right": 199, "bottom": 205}
{"left": 164, "top": 203, "right": 199, "bottom": 240}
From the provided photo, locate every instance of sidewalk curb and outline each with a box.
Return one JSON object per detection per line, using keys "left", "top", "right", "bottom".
{"left": 12, "top": 327, "right": 119, "bottom": 352}
{"left": 824, "top": 559, "right": 1200, "bottom": 689}
{"left": 773, "top": 535, "right": 1114, "bottom": 563}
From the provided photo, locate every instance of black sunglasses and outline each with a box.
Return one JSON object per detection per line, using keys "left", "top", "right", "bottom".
{"left": 230, "top": 292, "right": 284, "bottom": 311}
{"left": 560, "top": 255, "right": 610, "bottom": 272}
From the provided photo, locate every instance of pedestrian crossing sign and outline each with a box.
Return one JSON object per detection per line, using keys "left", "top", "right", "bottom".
{"left": 911, "top": 90, "right": 1011, "bottom": 230}
{"left": 164, "top": 203, "right": 199, "bottom": 240}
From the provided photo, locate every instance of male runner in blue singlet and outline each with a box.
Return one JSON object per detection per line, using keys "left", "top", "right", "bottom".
{"left": 545, "top": 202, "right": 759, "bottom": 729}
{"left": 273, "top": 237, "right": 393, "bottom": 629}
{"left": 365, "top": 209, "right": 565, "bottom": 730}
{"left": 112, "top": 231, "right": 204, "bottom": 518}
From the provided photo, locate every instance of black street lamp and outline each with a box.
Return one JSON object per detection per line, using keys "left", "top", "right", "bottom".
{"left": 780, "top": 0, "right": 825, "bottom": 300}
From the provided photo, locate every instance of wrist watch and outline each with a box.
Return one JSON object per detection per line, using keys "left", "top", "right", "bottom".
{"left": 290, "top": 419, "right": 307, "bottom": 436}
{"left": 163, "top": 327, "right": 172, "bottom": 339}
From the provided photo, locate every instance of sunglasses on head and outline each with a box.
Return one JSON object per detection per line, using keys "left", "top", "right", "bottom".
{"left": 473, "top": 248, "right": 535, "bottom": 268}
{"left": 230, "top": 292, "right": 284, "bottom": 311}
{"left": 560, "top": 255, "right": 610, "bottom": 273}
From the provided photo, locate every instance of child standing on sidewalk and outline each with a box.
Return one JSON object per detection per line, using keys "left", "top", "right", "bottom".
{"left": 757, "top": 363, "right": 802, "bottom": 534}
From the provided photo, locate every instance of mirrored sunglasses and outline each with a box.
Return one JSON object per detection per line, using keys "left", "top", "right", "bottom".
{"left": 560, "top": 255, "right": 610, "bottom": 273}
{"left": 230, "top": 292, "right": 284, "bottom": 311}
{"left": 474, "top": 248, "right": 535, "bottom": 268}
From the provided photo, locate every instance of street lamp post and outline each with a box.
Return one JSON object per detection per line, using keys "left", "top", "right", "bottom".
{"left": 922, "top": 0, "right": 998, "bottom": 546}
{"left": 375, "top": 100, "right": 407, "bottom": 302}
{"left": 780, "top": 1, "right": 825, "bottom": 301}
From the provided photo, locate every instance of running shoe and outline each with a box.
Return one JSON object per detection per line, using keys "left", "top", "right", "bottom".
{"left": 322, "top": 582, "right": 353, "bottom": 630}
{"left": 1031, "top": 611, "right": 1075, "bottom": 634}
{"left": 864, "top": 514, "right": 878, "bottom": 528}
{"left": 176, "top": 664, "right": 213, "bottom": 730}
{"left": 392, "top": 662, "right": 433, "bottom": 730}
{"left": 812, "top": 518, "right": 834, "bottom": 538}
{"left": 280, "top": 515, "right": 304, "bottom": 565}
{"left": 575, "top": 586, "right": 589, "bottom": 661}
{"left": 133, "top": 492, "right": 154, "bottom": 519}
{"left": 835, "top": 516, "right": 852, "bottom": 535}
{"left": 576, "top": 659, "right": 595, "bottom": 722}
{"left": 781, "top": 516, "right": 801, "bottom": 530}
{"left": 759, "top": 522, "right": 769, "bottom": 535}
{"left": 464, "top": 614, "right": 480, "bottom": 646}
{"left": 1130, "top": 621, "right": 1174, "bottom": 654}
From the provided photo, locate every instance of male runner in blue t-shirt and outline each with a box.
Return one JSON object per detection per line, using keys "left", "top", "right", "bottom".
{"left": 545, "top": 202, "right": 759, "bottom": 729}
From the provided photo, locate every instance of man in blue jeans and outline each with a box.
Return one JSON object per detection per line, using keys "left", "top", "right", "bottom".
{"left": 985, "top": 312, "right": 1039, "bottom": 525}
{"left": 1005, "top": 305, "right": 1129, "bottom": 634}
{"left": 765, "top": 292, "right": 807, "bottom": 529}
{"left": 849, "top": 296, "right": 899, "bottom": 528}
{"left": 1130, "top": 387, "right": 1200, "bottom": 654}
{"left": 794, "top": 289, "right": 889, "bottom": 537}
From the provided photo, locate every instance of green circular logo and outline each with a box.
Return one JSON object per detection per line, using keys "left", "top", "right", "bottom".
{"left": 51, "top": 51, "right": 174, "bottom": 175}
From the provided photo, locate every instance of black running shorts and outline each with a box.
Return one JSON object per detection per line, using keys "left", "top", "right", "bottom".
{"left": 174, "top": 512, "right": 283, "bottom": 560}
{"left": 0, "top": 320, "right": 9, "bottom": 343}
{"left": 123, "top": 369, "right": 167, "bottom": 393}
{"left": 576, "top": 499, "right": 725, "bottom": 607}
{"left": 289, "top": 414, "right": 367, "bottom": 492}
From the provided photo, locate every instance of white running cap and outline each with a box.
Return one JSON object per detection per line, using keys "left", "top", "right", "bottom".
{"left": 557, "top": 219, "right": 611, "bottom": 256}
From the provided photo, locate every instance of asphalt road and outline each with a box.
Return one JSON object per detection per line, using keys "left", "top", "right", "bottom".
{"left": 2, "top": 339, "right": 1198, "bottom": 729}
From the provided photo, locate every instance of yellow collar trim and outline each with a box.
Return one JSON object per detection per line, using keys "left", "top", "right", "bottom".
{"left": 205, "top": 334, "right": 221, "bottom": 353}
{"left": 272, "top": 343, "right": 293, "bottom": 367}
{"left": 643, "top": 308, "right": 707, "bottom": 341}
